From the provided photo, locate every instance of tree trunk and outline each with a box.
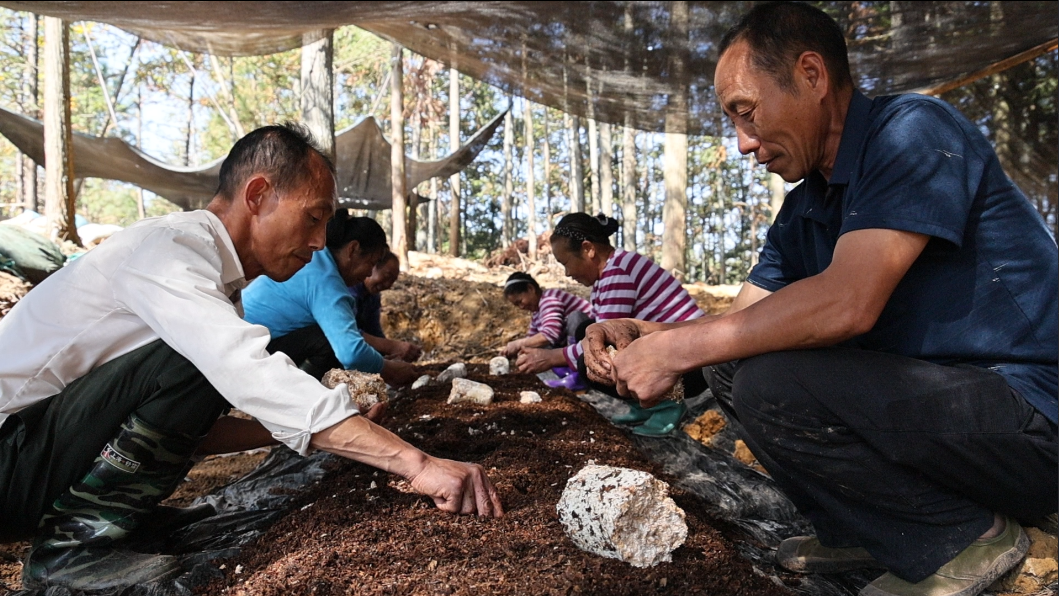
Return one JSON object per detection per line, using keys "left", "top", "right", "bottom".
{"left": 621, "top": 116, "right": 637, "bottom": 251}
{"left": 136, "top": 85, "right": 146, "bottom": 219}
{"left": 566, "top": 113, "right": 584, "bottom": 212}
{"left": 587, "top": 117, "right": 600, "bottom": 214}
{"left": 542, "top": 109, "right": 552, "bottom": 230}
{"left": 43, "top": 17, "right": 79, "bottom": 245}
{"left": 184, "top": 69, "right": 195, "bottom": 167}
{"left": 501, "top": 105, "right": 514, "bottom": 247}
{"left": 660, "top": 1, "right": 688, "bottom": 279}
{"left": 768, "top": 173, "right": 785, "bottom": 224}
{"left": 389, "top": 43, "right": 408, "bottom": 269}
{"left": 448, "top": 67, "right": 461, "bottom": 256}
{"left": 21, "top": 15, "right": 39, "bottom": 213}
{"left": 600, "top": 122, "right": 614, "bottom": 218}
{"left": 427, "top": 120, "right": 438, "bottom": 253}
{"left": 300, "top": 31, "right": 335, "bottom": 160}
{"left": 525, "top": 100, "right": 537, "bottom": 259}
{"left": 408, "top": 109, "right": 421, "bottom": 251}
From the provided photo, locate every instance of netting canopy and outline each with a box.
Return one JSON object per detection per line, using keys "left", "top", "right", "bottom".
{"left": 2, "top": 1, "right": 1056, "bottom": 215}
{"left": 3, "top": 1, "right": 1054, "bottom": 133}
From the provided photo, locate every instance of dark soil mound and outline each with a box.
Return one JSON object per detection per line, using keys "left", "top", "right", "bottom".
{"left": 203, "top": 365, "right": 789, "bottom": 596}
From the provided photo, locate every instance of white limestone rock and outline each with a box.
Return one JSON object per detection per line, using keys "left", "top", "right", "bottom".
{"left": 411, "top": 375, "right": 432, "bottom": 390}
{"left": 436, "top": 362, "right": 467, "bottom": 384}
{"left": 447, "top": 378, "right": 495, "bottom": 406}
{"left": 519, "top": 391, "right": 542, "bottom": 404}
{"left": 321, "top": 369, "right": 388, "bottom": 411}
{"left": 489, "top": 356, "right": 510, "bottom": 376}
{"left": 557, "top": 464, "right": 687, "bottom": 568}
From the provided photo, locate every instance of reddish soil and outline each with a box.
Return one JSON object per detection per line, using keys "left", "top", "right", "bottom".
{"left": 204, "top": 365, "right": 790, "bottom": 596}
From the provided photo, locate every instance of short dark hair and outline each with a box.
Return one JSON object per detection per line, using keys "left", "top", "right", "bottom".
{"left": 215, "top": 123, "right": 336, "bottom": 201}
{"left": 719, "top": 2, "right": 853, "bottom": 93}
{"left": 503, "top": 272, "right": 541, "bottom": 297}
{"left": 377, "top": 251, "right": 399, "bottom": 268}
{"left": 326, "top": 210, "right": 389, "bottom": 255}
{"left": 551, "top": 212, "right": 620, "bottom": 252}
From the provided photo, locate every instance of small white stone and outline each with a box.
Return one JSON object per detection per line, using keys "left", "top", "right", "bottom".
{"left": 436, "top": 362, "right": 467, "bottom": 384}
{"left": 447, "top": 378, "right": 495, "bottom": 405}
{"left": 557, "top": 464, "right": 687, "bottom": 568}
{"left": 489, "top": 356, "right": 511, "bottom": 375}
{"left": 519, "top": 391, "right": 542, "bottom": 404}
{"left": 411, "top": 375, "right": 432, "bottom": 390}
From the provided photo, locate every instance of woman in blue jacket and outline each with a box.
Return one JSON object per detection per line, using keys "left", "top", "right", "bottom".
{"left": 242, "top": 211, "right": 419, "bottom": 387}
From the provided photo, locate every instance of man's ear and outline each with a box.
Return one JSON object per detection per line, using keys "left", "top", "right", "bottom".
{"left": 796, "top": 51, "right": 829, "bottom": 99}
{"left": 243, "top": 175, "right": 272, "bottom": 215}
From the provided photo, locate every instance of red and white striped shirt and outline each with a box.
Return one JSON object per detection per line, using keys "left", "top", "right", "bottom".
{"left": 528, "top": 288, "right": 591, "bottom": 344}
{"left": 563, "top": 249, "right": 703, "bottom": 367}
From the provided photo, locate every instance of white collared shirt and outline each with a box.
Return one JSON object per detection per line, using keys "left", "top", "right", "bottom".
{"left": 0, "top": 210, "right": 359, "bottom": 455}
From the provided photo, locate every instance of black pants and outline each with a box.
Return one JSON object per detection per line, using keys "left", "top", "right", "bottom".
{"left": 267, "top": 325, "right": 340, "bottom": 381}
{"left": 706, "top": 348, "right": 1057, "bottom": 582}
{"left": 0, "top": 340, "right": 229, "bottom": 542}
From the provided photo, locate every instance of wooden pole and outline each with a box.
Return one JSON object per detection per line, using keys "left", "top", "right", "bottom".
{"left": 542, "top": 109, "right": 552, "bottom": 230}
{"left": 525, "top": 99, "right": 537, "bottom": 259}
{"left": 621, "top": 116, "right": 638, "bottom": 251}
{"left": 600, "top": 121, "right": 614, "bottom": 218}
{"left": 43, "top": 17, "right": 79, "bottom": 246}
{"left": 448, "top": 67, "right": 461, "bottom": 256}
{"left": 22, "top": 15, "right": 38, "bottom": 213}
{"left": 660, "top": 1, "right": 688, "bottom": 279}
{"left": 390, "top": 43, "right": 408, "bottom": 269}
{"left": 501, "top": 105, "right": 514, "bottom": 247}
{"left": 914, "top": 38, "right": 1057, "bottom": 97}
{"left": 301, "top": 31, "right": 335, "bottom": 160}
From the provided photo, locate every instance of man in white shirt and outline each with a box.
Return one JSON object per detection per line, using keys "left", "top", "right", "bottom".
{"left": 0, "top": 124, "right": 502, "bottom": 592}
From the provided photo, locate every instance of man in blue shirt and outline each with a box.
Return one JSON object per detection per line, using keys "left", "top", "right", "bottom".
{"left": 584, "top": 3, "right": 1057, "bottom": 596}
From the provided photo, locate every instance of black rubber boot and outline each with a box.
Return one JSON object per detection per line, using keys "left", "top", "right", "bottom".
{"left": 22, "top": 414, "right": 202, "bottom": 591}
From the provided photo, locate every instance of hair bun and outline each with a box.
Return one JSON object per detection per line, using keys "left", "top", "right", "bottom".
{"left": 595, "top": 213, "right": 620, "bottom": 236}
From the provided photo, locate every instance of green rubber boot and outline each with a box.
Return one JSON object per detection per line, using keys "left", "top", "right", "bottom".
{"left": 22, "top": 414, "right": 201, "bottom": 591}
{"left": 631, "top": 400, "right": 687, "bottom": 436}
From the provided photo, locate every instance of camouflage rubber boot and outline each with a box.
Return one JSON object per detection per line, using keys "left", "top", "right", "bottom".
{"left": 22, "top": 414, "right": 201, "bottom": 591}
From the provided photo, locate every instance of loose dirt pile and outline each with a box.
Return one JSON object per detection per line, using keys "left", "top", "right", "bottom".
{"left": 204, "top": 365, "right": 791, "bottom": 596}
{"left": 0, "top": 271, "right": 31, "bottom": 318}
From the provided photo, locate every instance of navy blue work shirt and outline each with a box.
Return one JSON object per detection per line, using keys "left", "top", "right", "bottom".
{"left": 748, "top": 90, "right": 1058, "bottom": 423}
{"left": 349, "top": 282, "right": 386, "bottom": 339}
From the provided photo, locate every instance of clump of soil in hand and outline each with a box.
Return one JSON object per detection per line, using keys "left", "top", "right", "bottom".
{"left": 203, "top": 365, "right": 789, "bottom": 596}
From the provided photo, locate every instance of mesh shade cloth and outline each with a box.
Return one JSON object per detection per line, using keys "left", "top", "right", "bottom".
{"left": 0, "top": 106, "right": 505, "bottom": 210}
{"left": 2, "top": 1, "right": 1054, "bottom": 134}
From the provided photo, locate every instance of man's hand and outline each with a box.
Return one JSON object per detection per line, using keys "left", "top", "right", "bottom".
{"left": 515, "top": 347, "right": 562, "bottom": 374}
{"left": 501, "top": 339, "right": 523, "bottom": 358}
{"left": 583, "top": 319, "right": 649, "bottom": 384}
{"left": 363, "top": 401, "right": 388, "bottom": 424}
{"left": 408, "top": 456, "right": 504, "bottom": 517}
{"left": 392, "top": 341, "right": 422, "bottom": 362}
{"left": 381, "top": 359, "right": 420, "bottom": 387}
{"left": 609, "top": 331, "right": 684, "bottom": 406}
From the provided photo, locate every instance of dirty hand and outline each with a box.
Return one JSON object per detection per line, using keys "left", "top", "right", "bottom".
{"left": 363, "top": 401, "right": 388, "bottom": 424}
{"left": 501, "top": 339, "right": 523, "bottom": 358}
{"left": 381, "top": 359, "right": 420, "bottom": 387}
{"left": 583, "top": 319, "right": 649, "bottom": 385}
{"left": 515, "top": 347, "right": 553, "bottom": 374}
{"left": 409, "top": 456, "right": 504, "bottom": 517}
{"left": 610, "top": 331, "right": 682, "bottom": 407}
{"left": 394, "top": 341, "right": 423, "bottom": 362}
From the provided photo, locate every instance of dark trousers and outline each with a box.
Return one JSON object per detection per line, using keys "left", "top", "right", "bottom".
{"left": 0, "top": 340, "right": 229, "bottom": 542}
{"left": 706, "top": 348, "right": 1057, "bottom": 582}
{"left": 267, "top": 325, "right": 339, "bottom": 381}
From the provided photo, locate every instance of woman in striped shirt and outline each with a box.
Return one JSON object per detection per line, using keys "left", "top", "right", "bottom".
{"left": 518, "top": 212, "right": 705, "bottom": 435}
{"left": 501, "top": 273, "right": 591, "bottom": 369}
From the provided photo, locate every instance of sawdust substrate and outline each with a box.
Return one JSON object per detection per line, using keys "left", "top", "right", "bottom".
{"left": 203, "top": 364, "right": 792, "bottom": 596}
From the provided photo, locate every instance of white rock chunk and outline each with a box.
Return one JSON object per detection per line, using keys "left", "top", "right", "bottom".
{"left": 557, "top": 464, "right": 687, "bottom": 568}
{"left": 519, "top": 391, "right": 542, "bottom": 404}
{"left": 321, "top": 369, "right": 388, "bottom": 411}
{"left": 436, "top": 362, "right": 467, "bottom": 384}
{"left": 489, "top": 356, "right": 510, "bottom": 376}
{"left": 411, "top": 375, "right": 432, "bottom": 390}
{"left": 447, "top": 378, "right": 495, "bottom": 405}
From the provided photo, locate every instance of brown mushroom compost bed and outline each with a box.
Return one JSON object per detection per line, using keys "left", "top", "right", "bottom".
{"left": 203, "top": 365, "right": 791, "bottom": 596}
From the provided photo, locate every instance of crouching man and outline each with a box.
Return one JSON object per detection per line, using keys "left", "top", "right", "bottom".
{"left": 0, "top": 124, "right": 502, "bottom": 592}
{"left": 585, "top": 4, "right": 1056, "bottom": 596}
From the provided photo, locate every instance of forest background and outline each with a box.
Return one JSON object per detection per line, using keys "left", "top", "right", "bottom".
{"left": 0, "top": 4, "right": 1054, "bottom": 285}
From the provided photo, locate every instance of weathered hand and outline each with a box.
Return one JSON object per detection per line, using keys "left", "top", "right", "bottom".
{"left": 583, "top": 319, "right": 646, "bottom": 385}
{"left": 408, "top": 456, "right": 504, "bottom": 517}
{"left": 515, "top": 347, "right": 553, "bottom": 374}
{"left": 363, "top": 401, "right": 388, "bottom": 424}
{"left": 394, "top": 341, "right": 423, "bottom": 362}
{"left": 610, "top": 331, "right": 682, "bottom": 407}
{"left": 501, "top": 339, "right": 522, "bottom": 358}
{"left": 382, "top": 359, "right": 420, "bottom": 387}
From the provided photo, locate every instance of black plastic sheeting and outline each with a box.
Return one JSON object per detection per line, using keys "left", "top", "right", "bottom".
{"left": 10, "top": 379, "right": 1047, "bottom": 595}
